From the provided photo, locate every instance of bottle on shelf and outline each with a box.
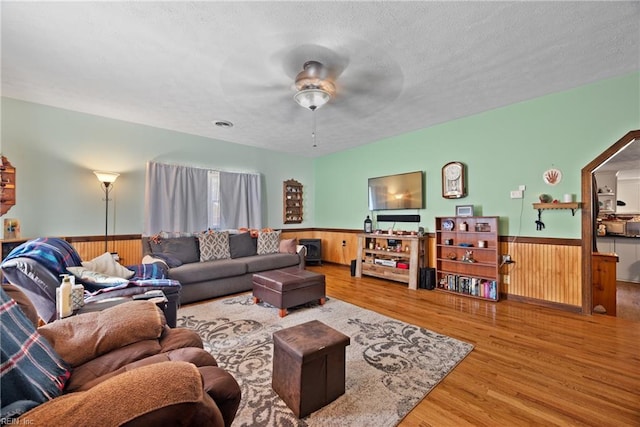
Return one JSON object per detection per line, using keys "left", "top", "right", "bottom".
{"left": 364, "top": 215, "right": 372, "bottom": 233}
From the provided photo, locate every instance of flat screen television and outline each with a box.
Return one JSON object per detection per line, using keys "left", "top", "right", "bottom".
{"left": 368, "top": 171, "right": 424, "bottom": 210}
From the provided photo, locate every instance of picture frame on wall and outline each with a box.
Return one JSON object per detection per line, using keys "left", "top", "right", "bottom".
{"left": 455, "top": 205, "right": 474, "bottom": 217}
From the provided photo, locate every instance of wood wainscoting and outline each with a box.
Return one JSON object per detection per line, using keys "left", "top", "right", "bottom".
{"left": 500, "top": 237, "right": 582, "bottom": 310}
{"left": 283, "top": 230, "right": 583, "bottom": 311}
{"left": 66, "top": 235, "right": 144, "bottom": 266}
{"left": 66, "top": 231, "right": 583, "bottom": 311}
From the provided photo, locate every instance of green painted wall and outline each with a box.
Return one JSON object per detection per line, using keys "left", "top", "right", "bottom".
{"left": 0, "top": 98, "right": 315, "bottom": 238}
{"left": 2, "top": 73, "right": 638, "bottom": 240}
{"left": 313, "top": 72, "right": 640, "bottom": 237}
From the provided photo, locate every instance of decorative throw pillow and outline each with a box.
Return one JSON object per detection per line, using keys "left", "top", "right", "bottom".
{"left": 81, "top": 252, "right": 134, "bottom": 279}
{"left": 199, "top": 231, "right": 230, "bottom": 261}
{"left": 229, "top": 232, "right": 258, "bottom": 258}
{"left": 0, "top": 287, "right": 71, "bottom": 421}
{"left": 257, "top": 230, "right": 281, "bottom": 255}
{"left": 149, "top": 236, "right": 199, "bottom": 264}
{"left": 66, "top": 267, "right": 130, "bottom": 287}
{"left": 279, "top": 238, "right": 297, "bottom": 254}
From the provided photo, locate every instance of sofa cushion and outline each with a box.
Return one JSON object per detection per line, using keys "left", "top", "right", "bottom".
{"left": 257, "top": 230, "right": 281, "bottom": 255}
{"left": 199, "top": 232, "right": 230, "bottom": 261}
{"left": 245, "top": 253, "right": 301, "bottom": 273}
{"left": 149, "top": 253, "right": 183, "bottom": 268}
{"left": 169, "top": 259, "right": 248, "bottom": 284}
{"left": 229, "top": 232, "right": 257, "bottom": 259}
{"left": 82, "top": 252, "right": 135, "bottom": 279}
{"left": 0, "top": 287, "right": 71, "bottom": 421}
{"left": 279, "top": 238, "right": 297, "bottom": 254}
{"left": 150, "top": 236, "right": 199, "bottom": 264}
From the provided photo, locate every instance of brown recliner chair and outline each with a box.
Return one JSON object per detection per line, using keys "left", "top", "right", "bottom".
{"left": 2, "top": 284, "right": 241, "bottom": 427}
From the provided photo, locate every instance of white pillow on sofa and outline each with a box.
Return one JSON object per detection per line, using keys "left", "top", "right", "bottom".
{"left": 82, "top": 252, "right": 134, "bottom": 279}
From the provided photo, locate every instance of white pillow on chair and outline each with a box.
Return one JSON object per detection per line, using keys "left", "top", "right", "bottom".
{"left": 82, "top": 252, "right": 134, "bottom": 279}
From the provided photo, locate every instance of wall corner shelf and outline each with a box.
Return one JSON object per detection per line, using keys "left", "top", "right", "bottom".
{"left": 283, "top": 179, "right": 303, "bottom": 224}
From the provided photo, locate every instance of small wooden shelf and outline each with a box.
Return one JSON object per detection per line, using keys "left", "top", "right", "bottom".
{"left": 0, "top": 156, "right": 16, "bottom": 216}
{"left": 355, "top": 233, "right": 427, "bottom": 290}
{"left": 283, "top": 179, "right": 303, "bottom": 224}
{"left": 533, "top": 202, "right": 581, "bottom": 216}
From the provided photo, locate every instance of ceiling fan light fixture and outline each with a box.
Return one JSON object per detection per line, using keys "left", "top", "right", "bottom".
{"left": 294, "top": 88, "right": 331, "bottom": 111}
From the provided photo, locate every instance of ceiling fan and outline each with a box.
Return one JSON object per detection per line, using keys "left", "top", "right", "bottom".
{"left": 219, "top": 41, "right": 404, "bottom": 124}
{"left": 292, "top": 60, "right": 336, "bottom": 111}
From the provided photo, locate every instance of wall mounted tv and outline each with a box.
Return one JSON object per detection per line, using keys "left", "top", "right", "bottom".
{"left": 368, "top": 171, "right": 424, "bottom": 211}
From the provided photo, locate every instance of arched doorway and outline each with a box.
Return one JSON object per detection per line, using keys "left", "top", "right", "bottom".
{"left": 581, "top": 130, "right": 640, "bottom": 314}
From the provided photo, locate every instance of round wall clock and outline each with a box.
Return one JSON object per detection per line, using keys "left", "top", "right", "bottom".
{"left": 442, "top": 161, "right": 467, "bottom": 199}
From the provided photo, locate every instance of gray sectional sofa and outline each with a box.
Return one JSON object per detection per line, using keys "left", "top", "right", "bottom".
{"left": 141, "top": 232, "right": 305, "bottom": 304}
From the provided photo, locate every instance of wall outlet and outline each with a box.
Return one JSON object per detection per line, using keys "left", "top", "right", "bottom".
{"left": 519, "top": 185, "right": 526, "bottom": 191}
{"left": 503, "top": 275, "right": 510, "bottom": 285}
{"left": 510, "top": 190, "right": 523, "bottom": 199}
{"left": 502, "top": 254, "right": 514, "bottom": 264}
{"left": 342, "top": 240, "right": 346, "bottom": 247}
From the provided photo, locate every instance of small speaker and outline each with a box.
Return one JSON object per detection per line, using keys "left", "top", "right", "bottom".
{"left": 350, "top": 259, "right": 357, "bottom": 277}
{"left": 419, "top": 267, "right": 436, "bottom": 290}
{"left": 376, "top": 214, "right": 421, "bottom": 223}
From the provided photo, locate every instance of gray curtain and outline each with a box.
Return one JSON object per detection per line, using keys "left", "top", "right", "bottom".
{"left": 144, "top": 162, "right": 209, "bottom": 235}
{"left": 220, "top": 171, "right": 262, "bottom": 229}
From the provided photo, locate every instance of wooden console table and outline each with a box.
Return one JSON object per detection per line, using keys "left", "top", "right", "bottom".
{"left": 355, "top": 233, "right": 427, "bottom": 290}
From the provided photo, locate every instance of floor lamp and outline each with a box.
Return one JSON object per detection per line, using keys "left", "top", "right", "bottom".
{"left": 93, "top": 171, "right": 120, "bottom": 253}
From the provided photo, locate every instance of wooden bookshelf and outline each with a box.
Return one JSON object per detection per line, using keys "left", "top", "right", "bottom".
{"left": 435, "top": 216, "right": 500, "bottom": 301}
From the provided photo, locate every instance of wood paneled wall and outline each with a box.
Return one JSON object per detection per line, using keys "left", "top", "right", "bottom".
{"left": 67, "top": 231, "right": 583, "bottom": 310}
{"left": 68, "top": 237, "right": 143, "bottom": 266}
{"left": 499, "top": 239, "right": 582, "bottom": 308}
{"left": 284, "top": 230, "right": 583, "bottom": 310}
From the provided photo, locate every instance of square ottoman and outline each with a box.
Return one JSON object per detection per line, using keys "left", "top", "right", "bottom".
{"left": 272, "top": 320, "right": 350, "bottom": 418}
{"left": 252, "top": 267, "right": 326, "bottom": 317}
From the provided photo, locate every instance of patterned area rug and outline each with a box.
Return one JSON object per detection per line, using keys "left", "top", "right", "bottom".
{"left": 178, "top": 294, "right": 473, "bottom": 426}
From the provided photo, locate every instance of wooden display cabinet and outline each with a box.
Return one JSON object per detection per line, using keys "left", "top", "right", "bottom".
{"left": 435, "top": 216, "right": 500, "bottom": 301}
{"left": 0, "top": 156, "right": 16, "bottom": 216}
{"left": 355, "top": 233, "right": 427, "bottom": 290}
{"left": 283, "top": 179, "right": 303, "bottom": 224}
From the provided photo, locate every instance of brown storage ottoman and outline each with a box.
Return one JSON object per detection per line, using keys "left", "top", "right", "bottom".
{"left": 253, "top": 267, "right": 326, "bottom": 317}
{"left": 272, "top": 320, "right": 350, "bottom": 418}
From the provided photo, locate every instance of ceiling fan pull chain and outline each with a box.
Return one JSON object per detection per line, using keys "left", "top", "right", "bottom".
{"left": 312, "top": 110, "right": 318, "bottom": 148}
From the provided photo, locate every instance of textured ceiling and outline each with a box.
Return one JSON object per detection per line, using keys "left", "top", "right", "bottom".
{"left": 1, "top": 2, "right": 639, "bottom": 157}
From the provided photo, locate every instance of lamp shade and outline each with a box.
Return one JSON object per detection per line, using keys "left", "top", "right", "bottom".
{"left": 93, "top": 171, "right": 120, "bottom": 184}
{"left": 294, "top": 88, "right": 331, "bottom": 111}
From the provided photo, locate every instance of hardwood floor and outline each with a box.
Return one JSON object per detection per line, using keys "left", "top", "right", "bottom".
{"left": 618, "top": 280, "right": 640, "bottom": 322}
{"left": 307, "top": 264, "right": 640, "bottom": 426}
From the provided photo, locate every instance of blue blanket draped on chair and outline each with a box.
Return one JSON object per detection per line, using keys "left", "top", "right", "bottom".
{"left": 1, "top": 237, "right": 180, "bottom": 323}
{"left": 4, "top": 237, "right": 83, "bottom": 277}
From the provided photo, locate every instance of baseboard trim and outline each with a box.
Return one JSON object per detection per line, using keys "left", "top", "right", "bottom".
{"left": 502, "top": 293, "right": 581, "bottom": 313}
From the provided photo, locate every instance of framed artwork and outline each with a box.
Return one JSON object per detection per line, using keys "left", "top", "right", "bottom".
{"left": 455, "top": 205, "right": 474, "bottom": 217}
{"left": 442, "top": 161, "right": 467, "bottom": 199}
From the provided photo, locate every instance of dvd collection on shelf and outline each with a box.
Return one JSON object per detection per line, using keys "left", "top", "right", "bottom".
{"left": 439, "top": 274, "right": 498, "bottom": 299}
